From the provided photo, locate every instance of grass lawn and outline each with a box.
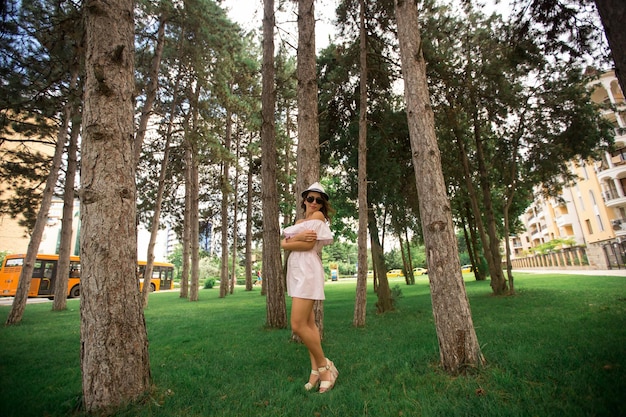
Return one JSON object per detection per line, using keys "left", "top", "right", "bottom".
{"left": 1, "top": 273, "right": 625, "bottom": 416}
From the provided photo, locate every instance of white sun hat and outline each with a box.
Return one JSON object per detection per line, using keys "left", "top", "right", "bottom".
{"left": 301, "top": 182, "right": 329, "bottom": 201}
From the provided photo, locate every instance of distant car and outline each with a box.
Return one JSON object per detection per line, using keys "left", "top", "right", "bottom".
{"left": 413, "top": 267, "right": 428, "bottom": 276}
{"left": 461, "top": 265, "right": 473, "bottom": 274}
{"left": 386, "top": 269, "right": 404, "bottom": 278}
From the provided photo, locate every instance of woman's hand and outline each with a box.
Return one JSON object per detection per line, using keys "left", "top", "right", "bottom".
{"left": 294, "top": 229, "right": 317, "bottom": 242}
{"left": 282, "top": 229, "right": 317, "bottom": 251}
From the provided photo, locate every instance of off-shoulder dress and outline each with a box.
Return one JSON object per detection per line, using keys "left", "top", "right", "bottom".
{"left": 283, "top": 219, "right": 334, "bottom": 300}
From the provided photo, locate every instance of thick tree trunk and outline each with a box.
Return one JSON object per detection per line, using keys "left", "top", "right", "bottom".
{"left": 595, "top": 0, "right": 626, "bottom": 96}
{"left": 80, "top": 0, "right": 151, "bottom": 411}
{"left": 53, "top": 102, "right": 80, "bottom": 311}
{"left": 353, "top": 0, "right": 368, "bottom": 328}
{"left": 262, "top": 0, "right": 287, "bottom": 328}
{"left": 295, "top": 0, "right": 320, "bottom": 197}
{"left": 295, "top": 0, "right": 326, "bottom": 335}
{"left": 394, "top": 0, "right": 484, "bottom": 374}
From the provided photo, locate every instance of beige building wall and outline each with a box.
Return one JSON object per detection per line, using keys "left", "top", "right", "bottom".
{"left": 509, "top": 70, "right": 626, "bottom": 268}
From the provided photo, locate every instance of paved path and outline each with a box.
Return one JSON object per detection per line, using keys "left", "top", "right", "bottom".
{"left": 513, "top": 268, "right": 626, "bottom": 276}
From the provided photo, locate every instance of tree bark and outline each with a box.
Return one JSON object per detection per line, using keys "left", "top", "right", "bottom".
{"left": 595, "top": 0, "right": 626, "bottom": 96}
{"left": 231, "top": 124, "right": 241, "bottom": 295}
{"left": 142, "top": 63, "right": 182, "bottom": 304}
{"left": 245, "top": 146, "right": 254, "bottom": 291}
{"left": 180, "top": 143, "right": 192, "bottom": 299}
{"left": 296, "top": 0, "right": 325, "bottom": 337}
{"left": 80, "top": 0, "right": 151, "bottom": 411}
{"left": 189, "top": 89, "right": 200, "bottom": 302}
{"left": 394, "top": 0, "right": 484, "bottom": 373}
{"left": 53, "top": 96, "right": 80, "bottom": 311}
{"left": 140, "top": 112, "right": 173, "bottom": 307}
{"left": 262, "top": 0, "right": 287, "bottom": 328}
{"left": 368, "top": 208, "right": 393, "bottom": 312}
{"left": 353, "top": 0, "right": 368, "bottom": 328}
{"left": 220, "top": 109, "right": 232, "bottom": 298}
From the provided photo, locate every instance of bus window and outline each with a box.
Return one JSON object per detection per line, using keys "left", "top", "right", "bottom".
{"left": 5, "top": 258, "right": 23, "bottom": 268}
{"left": 32, "top": 260, "right": 44, "bottom": 278}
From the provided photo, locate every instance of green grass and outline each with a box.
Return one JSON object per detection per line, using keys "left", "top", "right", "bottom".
{"left": 1, "top": 273, "right": 625, "bottom": 417}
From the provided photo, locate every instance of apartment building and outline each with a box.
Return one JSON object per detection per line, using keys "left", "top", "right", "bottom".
{"left": 509, "top": 69, "right": 626, "bottom": 269}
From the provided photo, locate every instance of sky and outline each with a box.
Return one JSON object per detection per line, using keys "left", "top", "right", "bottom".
{"left": 221, "top": 0, "right": 338, "bottom": 51}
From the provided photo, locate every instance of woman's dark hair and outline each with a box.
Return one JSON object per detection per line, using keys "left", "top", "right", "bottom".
{"left": 301, "top": 191, "right": 336, "bottom": 221}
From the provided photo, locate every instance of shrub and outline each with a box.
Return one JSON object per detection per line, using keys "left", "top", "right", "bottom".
{"left": 204, "top": 278, "right": 216, "bottom": 289}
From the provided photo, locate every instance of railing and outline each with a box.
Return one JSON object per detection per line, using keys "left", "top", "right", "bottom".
{"left": 509, "top": 247, "right": 588, "bottom": 269}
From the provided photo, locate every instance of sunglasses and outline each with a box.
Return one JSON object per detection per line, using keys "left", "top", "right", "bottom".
{"left": 306, "top": 196, "right": 325, "bottom": 205}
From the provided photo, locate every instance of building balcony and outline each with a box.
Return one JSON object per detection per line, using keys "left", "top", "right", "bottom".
{"left": 555, "top": 213, "right": 574, "bottom": 227}
{"left": 604, "top": 192, "right": 626, "bottom": 208}
{"left": 597, "top": 163, "right": 626, "bottom": 181}
{"left": 611, "top": 218, "right": 626, "bottom": 236}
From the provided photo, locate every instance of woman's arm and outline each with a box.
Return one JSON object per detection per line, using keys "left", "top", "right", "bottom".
{"left": 281, "top": 238, "right": 316, "bottom": 251}
{"left": 281, "top": 229, "right": 317, "bottom": 251}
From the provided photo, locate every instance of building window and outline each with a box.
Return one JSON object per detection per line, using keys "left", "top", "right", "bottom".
{"left": 586, "top": 219, "right": 593, "bottom": 234}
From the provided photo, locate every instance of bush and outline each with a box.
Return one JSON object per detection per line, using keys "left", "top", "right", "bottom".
{"left": 204, "top": 278, "right": 216, "bottom": 289}
{"left": 390, "top": 284, "right": 403, "bottom": 305}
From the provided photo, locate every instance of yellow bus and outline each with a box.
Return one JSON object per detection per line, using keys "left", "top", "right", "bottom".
{"left": 0, "top": 254, "right": 174, "bottom": 298}
{"left": 137, "top": 259, "right": 174, "bottom": 292}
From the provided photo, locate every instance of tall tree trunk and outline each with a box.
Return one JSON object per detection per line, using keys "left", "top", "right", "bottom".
{"left": 394, "top": 0, "right": 484, "bottom": 374}
{"left": 262, "top": 0, "right": 287, "bottom": 328}
{"left": 353, "top": 0, "right": 368, "bottom": 328}
{"left": 295, "top": 0, "right": 326, "bottom": 338}
{"left": 80, "top": 0, "right": 151, "bottom": 411}
{"left": 503, "top": 135, "right": 520, "bottom": 295}
{"left": 140, "top": 117, "right": 173, "bottom": 307}
{"left": 180, "top": 143, "right": 191, "bottom": 299}
{"left": 6, "top": 48, "right": 82, "bottom": 323}
{"left": 142, "top": 64, "right": 183, "bottom": 304}
{"left": 5, "top": 97, "right": 69, "bottom": 325}
{"left": 245, "top": 146, "right": 254, "bottom": 291}
{"left": 472, "top": 116, "right": 506, "bottom": 294}
{"left": 594, "top": 0, "right": 626, "bottom": 96}
{"left": 188, "top": 94, "right": 200, "bottom": 301}
{"left": 368, "top": 208, "right": 392, "bottom": 311}
{"left": 447, "top": 106, "right": 497, "bottom": 284}
{"left": 230, "top": 126, "right": 241, "bottom": 295}
{"left": 220, "top": 110, "right": 232, "bottom": 298}
{"left": 134, "top": 14, "right": 166, "bottom": 164}
{"left": 404, "top": 226, "right": 415, "bottom": 285}
{"left": 53, "top": 93, "right": 81, "bottom": 311}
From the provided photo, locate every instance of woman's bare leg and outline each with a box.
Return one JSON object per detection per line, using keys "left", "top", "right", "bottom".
{"left": 291, "top": 297, "right": 331, "bottom": 386}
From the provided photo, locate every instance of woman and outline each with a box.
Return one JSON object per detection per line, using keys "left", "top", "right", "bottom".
{"left": 281, "top": 182, "right": 339, "bottom": 393}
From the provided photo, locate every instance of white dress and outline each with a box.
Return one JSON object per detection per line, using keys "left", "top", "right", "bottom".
{"left": 284, "top": 219, "right": 334, "bottom": 300}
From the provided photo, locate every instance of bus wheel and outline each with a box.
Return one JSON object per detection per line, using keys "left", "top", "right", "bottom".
{"left": 69, "top": 285, "right": 80, "bottom": 298}
{"left": 150, "top": 283, "right": 156, "bottom": 292}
